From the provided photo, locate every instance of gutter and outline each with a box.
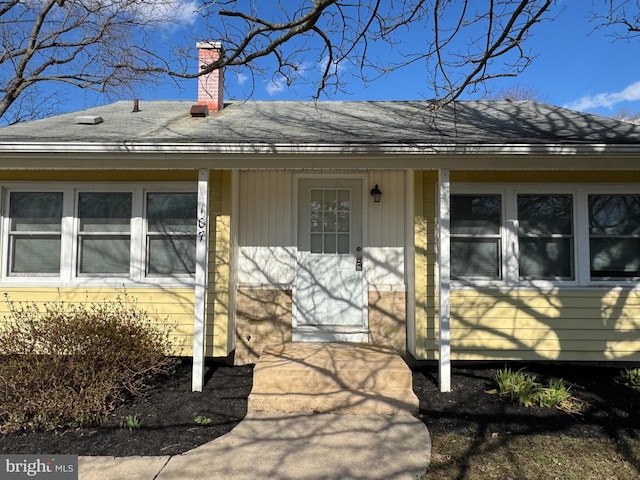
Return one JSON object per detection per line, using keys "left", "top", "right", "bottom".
{"left": 0, "top": 141, "right": 639, "bottom": 156}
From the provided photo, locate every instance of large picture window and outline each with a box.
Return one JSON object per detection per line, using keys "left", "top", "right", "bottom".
{"left": 8, "top": 192, "right": 63, "bottom": 275}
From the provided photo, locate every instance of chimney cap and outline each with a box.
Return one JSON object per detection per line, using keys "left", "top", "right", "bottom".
{"left": 196, "top": 41, "right": 223, "bottom": 50}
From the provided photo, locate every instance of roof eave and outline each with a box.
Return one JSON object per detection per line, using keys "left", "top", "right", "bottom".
{"left": 0, "top": 141, "right": 639, "bottom": 155}
{"left": 0, "top": 142, "right": 639, "bottom": 171}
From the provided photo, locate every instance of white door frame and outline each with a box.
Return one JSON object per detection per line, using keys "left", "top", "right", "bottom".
{"left": 292, "top": 173, "right": 369, "bottom": 342}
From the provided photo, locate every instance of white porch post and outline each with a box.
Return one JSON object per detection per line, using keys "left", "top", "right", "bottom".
{"left": 438, "top": 169, "right": 451, "bottom": 392}
{"left": 192, "top": 169, "right": 210, "bottom": 392}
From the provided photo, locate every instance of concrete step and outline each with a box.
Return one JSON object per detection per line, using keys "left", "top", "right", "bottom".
{"left": 248, "top": 342, "right": 419, "bottom": 415}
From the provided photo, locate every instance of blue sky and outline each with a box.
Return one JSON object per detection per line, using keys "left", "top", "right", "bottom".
{"left": 61, "top": 2, "right": 640, "bottom": 119}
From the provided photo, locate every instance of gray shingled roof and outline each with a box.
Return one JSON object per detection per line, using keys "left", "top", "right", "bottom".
{"left": 1, "top": 99, "right": 640, "bottom": 147}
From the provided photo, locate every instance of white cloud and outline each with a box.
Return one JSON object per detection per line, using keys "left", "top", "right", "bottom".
{"left": 131, "top": 0, "right": 199, "bottom": 26}
{"left": 319, "top": 56, "right": 347, "bottom": 76}
{"left": 564, "top": 80, "right": 640, "bottom": 111}
{"left": 266, "top": 78, "right": 286, "bottom": 96}
{"left": 236, "top": 72, "right": 249, "bottom": 85}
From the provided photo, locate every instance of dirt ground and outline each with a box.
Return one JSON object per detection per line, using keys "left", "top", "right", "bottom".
{"left": 1, "top": 360, "right": 639, "bottom": 456}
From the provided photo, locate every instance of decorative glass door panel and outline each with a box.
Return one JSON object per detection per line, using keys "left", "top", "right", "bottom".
{"left": 310, "top": 188, "right": 351, "bottom": 254}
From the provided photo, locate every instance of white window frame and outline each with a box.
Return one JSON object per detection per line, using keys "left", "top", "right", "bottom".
{"left": 450, "top": 191, "right": 504, "bottom": 281}
{"left": 75, "top": 190, "right": 135, "bottom": 278}
{"left": 451, "top": 183, "right": 640, "bottom": 289}
{"left": 143, "top": 190, "right": 199, "bottom": 278}
{"left": 4, "top": 190, "right": 65, "bottom": 277}
{"left": 0, "top": 182, "right": 196, "bottom": 287}
{"left": 514, "top": 192, "right": 575, "bottom": 282}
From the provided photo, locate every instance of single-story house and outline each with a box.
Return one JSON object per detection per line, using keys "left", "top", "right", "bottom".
{"left": 2, "top": 43, "right": 640, "bottom": 392}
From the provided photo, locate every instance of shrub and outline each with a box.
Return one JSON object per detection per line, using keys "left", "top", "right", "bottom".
{"left": 0, "top": 294, "right": 178, "bottom": 433}
{"left": 620, "top": 368, "right": 640, "bottom": 389}
{"left": 194, "top": 415, "right": 212, "bottom": 426}
{"left": 491, "top": 367, "right": 585, "bottom": 414}
{"left": 494, "top": 368, "right": 539, "bottom": 407}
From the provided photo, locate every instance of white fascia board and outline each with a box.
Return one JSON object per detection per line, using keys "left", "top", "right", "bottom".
{"left": 0, "top": 142, "right": 639, "bottom": 171}
{"left": 1, "top": 141, "right": 640, "bottom": 156}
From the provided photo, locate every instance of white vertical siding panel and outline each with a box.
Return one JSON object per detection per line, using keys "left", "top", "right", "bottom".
{"left": 238, "top": 171, "right": 294, "bottom": 285}
{"left": 367, "top": 171, "right": 405, "bottom": 248}
{"left": 366, "top": 171, "right": 406, "bottom": 286}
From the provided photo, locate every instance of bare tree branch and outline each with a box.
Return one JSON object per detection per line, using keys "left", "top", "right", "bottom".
{"left": 5, "top": 1, "right": 638, "bottom": 124}
{"left": 591, "top": 0, "right": 640, "bottom": 38}
{"left": 0, "top": 0, "right": 176, "bottom": 120}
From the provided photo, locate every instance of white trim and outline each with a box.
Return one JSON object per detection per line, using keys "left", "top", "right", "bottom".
{"left": 575, "top": 188, "right": 590, "bottom": 286}
{"left": 192, "top": 169, "right": 210, "bottom": 392}
{"left": 292, "top": 326, "right": 369, "bottom": 343}
{"left": 2, "top": 141, "right": 640, "bottom": 157}
{"left": 405, "top": 169, "right": 416, "bottom": 356}
{"left": 438, "top": 169, "right": 451, "bottom": 393}
{"left": 230, "top": 170, "right": 240, "bottom": 354}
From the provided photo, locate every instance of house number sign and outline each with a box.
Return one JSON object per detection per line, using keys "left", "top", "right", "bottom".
{"left": 198, "top": 204, "right": 207, "bottom": 241}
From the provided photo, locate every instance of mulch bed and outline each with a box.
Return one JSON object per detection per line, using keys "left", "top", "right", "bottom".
{"left": 0, "top": 362, "right": 254, "bottom": 457}
{"left": 1, "top": 360, "right": 639, "bottom": 456}
{"left": 413, "top": 362, "right": 640, "bottom": 440}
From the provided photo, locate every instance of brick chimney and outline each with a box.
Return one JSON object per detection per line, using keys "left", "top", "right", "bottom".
{"left": 197, "top": 41, "right": 224, "bottom": 112}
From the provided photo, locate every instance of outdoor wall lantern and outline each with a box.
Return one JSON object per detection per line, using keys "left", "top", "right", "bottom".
{"left": 370, "top": 184, "right": 382, "bottom": 203}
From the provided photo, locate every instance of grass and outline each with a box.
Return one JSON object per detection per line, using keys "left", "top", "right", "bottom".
{"left": 421, "top": 433, "right": 640, "bottom": 479}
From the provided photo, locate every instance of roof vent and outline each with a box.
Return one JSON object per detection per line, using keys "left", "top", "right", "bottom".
{"left": 190, "top": 105, "right": 209, "bottom": 117}
{"left": 74, "top": 115, "right": 103, "bottom": 125}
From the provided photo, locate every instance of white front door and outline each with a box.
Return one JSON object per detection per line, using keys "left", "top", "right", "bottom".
{"left": 293, "top": 178, "right": 368, "bottom": 342}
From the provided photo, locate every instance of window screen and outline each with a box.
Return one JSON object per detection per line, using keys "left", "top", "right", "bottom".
{"left": 78, "top": 192, "right": 132, "bottom": 275}
{"left": 450, "top": 194, "right": 501, "bottom": 279}
{"left": 589, "top": 194, "right": 640, "bottom": 278}
{"left": 146, "top": 192, "right": 197, "bottom": 275}
{"left": 517, "top": 194, "right": 574, "bottom": 280}
{"left": 9, "top": 192, "right": 63, "bottom": 274}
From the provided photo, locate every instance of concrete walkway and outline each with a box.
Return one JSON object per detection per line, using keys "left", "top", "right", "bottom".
{"left": 79, "top": 411, "right": 431, "bottom": 480}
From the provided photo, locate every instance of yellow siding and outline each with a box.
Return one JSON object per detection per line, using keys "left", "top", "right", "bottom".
{"left": 452, "top": 171, "right": 640, "bottom": 183}
{"left": 206, "top": 170, "right": 233, "bottom": 357}
{"left": 414, "top": 169, "right": 640, "bottom": 362}
{"left": 0, "top": 288, "right": 194, "bottom": 356}
{"left": 445, "top": 289, "right": 640, "bottom": 361}
{"left": 413, "top": 171, "right": 437, "bottom": 359}
{"left": 0, "top": 171, "right": 197, "bottom": 182}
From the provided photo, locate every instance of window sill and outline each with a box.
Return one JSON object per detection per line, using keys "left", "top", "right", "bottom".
{"left": 0, "top": 276, "right": 196, "bottom": 289}
{"left": 451, "top": 279, "right": 640, "bottom": 291}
